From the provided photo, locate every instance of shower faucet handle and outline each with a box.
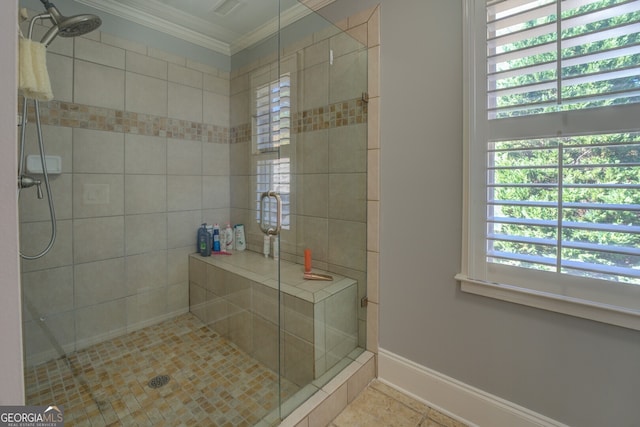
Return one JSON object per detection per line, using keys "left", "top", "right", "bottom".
{"left": 19, "top": 175, "right": 44, "bottom": 199}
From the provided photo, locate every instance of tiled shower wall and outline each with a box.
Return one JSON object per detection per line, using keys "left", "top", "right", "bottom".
{"left": 228, "top": 24, "right": 369, "bottom": 346}
{"left": 19, "top": 15, "right": 231, "bottom": 366}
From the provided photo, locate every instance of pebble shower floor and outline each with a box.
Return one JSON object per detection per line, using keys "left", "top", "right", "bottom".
{"left": 24, "top": 313, "right": 299, "bottom": 426}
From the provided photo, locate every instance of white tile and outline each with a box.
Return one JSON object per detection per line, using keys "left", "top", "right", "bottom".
{"left": 125, "top": 175, "right": 167, "bottom": 214}
{"left": 297, "top": 129, "right": 329, "bottom": 174}
{"left": 167, "top": 281, "right": 189, "bottom": 313}
{"left": 22, "top": 124, "right": 72, "bottom": 173}
{"left": 186, "top": 59, "right": 219, "bottom": 76}
{"left": 230, "top": 91, "right": 250, "bottom": 126}
{"left": 19, "top": 174, "right": 72, "bottom": 222}
{"left": 367, "top": 149, "right": 380, "bottom": 201}
{"left": 298, "top": 174, "right": 329, "bottom": 218}
{"left": 367, "top": 97, "right": 380, "bottom": 150}
{"left": 102, "top": 32, "right": 147, "bottom": 55}
{"left": 23, "top": 313, "right": 75, "bottom": 365}
{"left": 168, "top": 83, "right": 202, "bottom": 122}
{"left": 125, "top": 213, "right": 167, "bottom": 255}
{"left": 20, "top": 220, "right": 73, "bottom": 273}
{"left": 202, "top": 142, "right": 229, "bottom": 176}
{"left": 75, "top": 299, "right": 126, "bottom": 344}
{"left": 203, "top": 91, "right": 229, "bottom": 126}
{"left": 366, "top": 251, "right": 379, "bottom": 304}
{"left": 167, "top": 175, "right": 202, "bottom": 211}
{"left": 74, "top": 60, "right": 125, "bottom": 110}
{"left": 125, "top": 72, "right": 168, "bottom": 117}
{"left": 328, "top": 220, "right": 366, "bottom": 271}
{"left": 229, "top": 141, "right": 250, "bottom": 175}
{"left": 75, "top": 37, "right": 125, "bottom": 69}
{"left": 308, "top": 383, "right": 348, "bottom": 427}
{"left": 73, "top": 128, "right": 124, "bottom": 173}
{"left": 74, "top": 258, "right": 127, "bottom": 307}
{"left": 73, "top": 216, "right": 124, "bottom": 264}
{"left": 148, "top": 47, "right": 185, "bottom": 66}
{"left": 167, "top": 139, "right": 202, "bottom": 175}
{"left": 304, "top": 39, "right": 329, "bottom": 69}
{"left": 126, "top": 251, "right": 168, "bottom": 292}
{"left": 329, "top": 50, "right": 367, "bottom": 104}
{"left": 328, "top": 173, "right": 366, "bottom": 222}
{"left": 330, "top": 31, "right": 364, "bottom": 58}
{"left": 367, "top": 201, "right": 379, "bottom": 253}
{"left": 168, "top": 210, "right": 202, "bottom": 249}
{"left": 126, "top": 287, "right": 168, "bottom": 329}
{"left": 203, "top": 175, "right": 230, "bottom": 209}
{"left": 21, "top": 266, "right": 73, "bottom": 321}
{"left": 229, "top": 175, "right": 250, "bottom": 209}
{"left": 125, "top": 134, "right": 167, "bottom": 174}
{"left": 169, "top": 63, "right": 203, "bottom": 88}
{"left": 203, "top": 73, "right": 230, "bottom": 95}
{"left": 73, "top": 174, "right": 124, "bottom": 218}
{"left": 329, "top": 124, "right": 367, "bottom": 173}
{"left": 167, "top": 246, "right": 193, "bottom": 286}
{"left": 47, "top": 53, "right": 73, "bottom": 102}
{"left": 126, "top": 51, "right": 167, "bottom": 79}
{"left": 303, "top": 62, "right": 329, "bottom": 110}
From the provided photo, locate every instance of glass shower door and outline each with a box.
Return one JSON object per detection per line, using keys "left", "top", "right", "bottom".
{"left": 276, "top": 0, "right": 369, "bottom": 421}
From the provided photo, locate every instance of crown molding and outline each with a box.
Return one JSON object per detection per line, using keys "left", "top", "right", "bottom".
{"left": 298, "top": 0, "right": 336, "bottom": 12}
{"left": 74, "top": 0, "right": 337, "bottom": 56}
{"left": 75, "top": 0, "right": 232, "bottom": 55}
{"left": 230, "top": 0, "right": 336, "bottom": 54}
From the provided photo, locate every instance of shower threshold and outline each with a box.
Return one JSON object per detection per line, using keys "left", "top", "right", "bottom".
{"left": 24, "top": 313, "right": 299, "bottom": 426}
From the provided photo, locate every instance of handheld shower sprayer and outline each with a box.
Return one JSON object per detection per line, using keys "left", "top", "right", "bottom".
{"left": 18, "top": 2, "right": 101, "bottom": 259}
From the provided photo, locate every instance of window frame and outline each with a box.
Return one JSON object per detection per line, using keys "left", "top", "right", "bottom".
{"left": 459, "top": 0, "right": 640, "bottom": 331}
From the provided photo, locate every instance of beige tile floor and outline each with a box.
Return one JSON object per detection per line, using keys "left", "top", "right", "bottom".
{"left": 330, "top": 380, "right": 468, "bottom": 427}
{"left": 25, "top": 313, "right": 299, "bottom": 426}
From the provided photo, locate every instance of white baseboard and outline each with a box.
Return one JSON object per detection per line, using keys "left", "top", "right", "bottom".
{"left": 378, "top": 348, "right": 568, "bottom": 427}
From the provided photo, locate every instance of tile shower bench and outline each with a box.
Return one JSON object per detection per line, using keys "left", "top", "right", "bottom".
{"left": 188, "top": 251, "right": 358, "bottom": 386}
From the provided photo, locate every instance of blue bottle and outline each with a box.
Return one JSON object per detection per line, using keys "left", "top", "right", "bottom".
{"left": 212, "top": 224, "right": 221, "bottom": 252}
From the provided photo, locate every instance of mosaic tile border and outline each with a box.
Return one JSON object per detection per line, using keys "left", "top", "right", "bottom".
{"left": 19, "top": 97, "right": 367, "bottom": 146}
{"left": 294, "top": 98, "right": 368, "bottom": 133}
{"left": 231, "top": 98, "right": 368, "bottom": 144}
{"left": 19, "top": 99, "right": 229, "bottom": 144}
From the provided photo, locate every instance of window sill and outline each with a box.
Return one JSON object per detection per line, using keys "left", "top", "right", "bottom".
{"left": 455, "top": 274, "right": 640, "bottom": 332}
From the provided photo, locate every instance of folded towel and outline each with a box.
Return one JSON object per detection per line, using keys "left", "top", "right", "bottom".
{"left": 19, "top": 38, "right": 53, "bottom": 101}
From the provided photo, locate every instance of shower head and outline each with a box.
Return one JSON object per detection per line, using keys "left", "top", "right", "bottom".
{"left": 39, "top": 1, "right": 102, "bottom": 47}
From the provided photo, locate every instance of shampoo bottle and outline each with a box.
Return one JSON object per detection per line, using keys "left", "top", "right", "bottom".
{"left": 224, "top": 223, "right": 234, "bottom": 252}
{"left": 213, "top": 224, "right": 221, "bottom": 252}
{"left": 197, "top": 223, "right": 207, "bottom": 252}
{"left": 198, "top": 224, "right": 211, "bottom": 256}
{"left": 272, "top": 236, "right": 279, "bottom": 261}
{"left": 234, "top": 224, "right": 246, "bottom": 251}
{"left": 263, "top": 235, "right": 270, "bottom": 258}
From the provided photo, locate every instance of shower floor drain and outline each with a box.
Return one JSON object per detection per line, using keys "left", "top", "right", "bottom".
{"left": 147, "top": 375, "right": 170, "bottom": 389}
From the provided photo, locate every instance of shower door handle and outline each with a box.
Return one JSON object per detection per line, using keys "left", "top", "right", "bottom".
{"left": 259, "top": 191, "right": 282, "bottom": 236}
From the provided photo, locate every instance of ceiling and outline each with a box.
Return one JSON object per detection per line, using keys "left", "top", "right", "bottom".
{"left": 75, "top": 0, "right": 335, "bottom": 55}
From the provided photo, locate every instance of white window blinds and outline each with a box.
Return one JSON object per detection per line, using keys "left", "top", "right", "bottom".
{"left": 461, "top": 0, "right": 640, "bottom": 329}
{"left": 255, "top": 74, "right": 291, "bottom": 152}
{"left": 487, "top": 0, "right": 640, "bottom": 119}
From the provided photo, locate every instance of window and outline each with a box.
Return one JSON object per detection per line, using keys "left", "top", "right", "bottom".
{"left": 460, "top": 0, "right": 640, "bottom": 329}
{"left": 253, "top": 72, "right": 292, "bottom": 230}
{"left": 255, "top": 73, "right": 291, "bottom": 152}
